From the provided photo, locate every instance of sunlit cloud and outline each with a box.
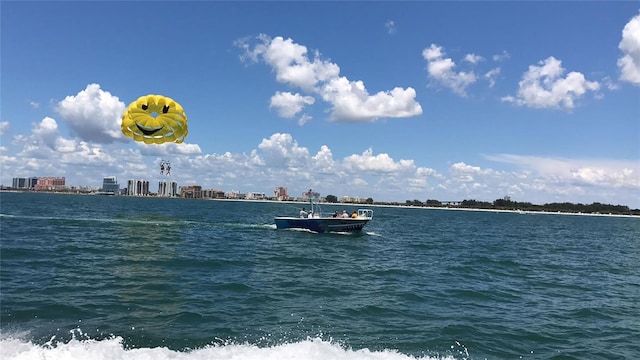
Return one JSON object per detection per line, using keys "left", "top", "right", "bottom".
{"left": 237, "top": 35, "right": 422, "bottom": 122}
{"left": 617, "top": 12, "right": 640, "bottom": 85}
{"left": 501, "top": 57, "right": 600, "bottom": 110}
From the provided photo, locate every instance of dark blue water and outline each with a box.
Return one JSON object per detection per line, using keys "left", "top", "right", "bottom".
{"left": 1, "top": 192, "right": 639, "bottom": 359}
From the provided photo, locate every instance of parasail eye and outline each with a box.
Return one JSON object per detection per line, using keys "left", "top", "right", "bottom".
{"left": 141, "top": 104, "right": 148, "bottom": 110}
{"left": 162, "top": 105, "right": 170, "bottom": 114}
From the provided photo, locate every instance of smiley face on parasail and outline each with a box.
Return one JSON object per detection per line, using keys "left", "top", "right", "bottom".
{"left": 121, "top": 94, "right": 188, "bottom": 144}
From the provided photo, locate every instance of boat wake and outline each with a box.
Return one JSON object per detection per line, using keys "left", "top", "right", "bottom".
{"left": 0, "top": 334, "right": 448, "bottom": 360}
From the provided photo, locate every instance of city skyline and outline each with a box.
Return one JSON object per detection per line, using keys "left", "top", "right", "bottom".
{"left": 8, "top": 173, "right": 640, "bottom": 211}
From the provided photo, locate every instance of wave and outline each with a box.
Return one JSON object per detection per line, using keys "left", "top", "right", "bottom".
{"left": 227, "top": 223, "right": 277, "bottom": 230}
{"left": 0, "top": 213, "right": 194, "bottom": 227}
{"left": 0, "top": 334, "right": 449, "bottom": 360}
{"left": 364, "top": 231, "right": 382, "bottom": 237}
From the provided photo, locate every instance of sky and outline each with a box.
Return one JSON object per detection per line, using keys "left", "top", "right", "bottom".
{"left": 1, "top": 1, "right": 639, "bottom": 207}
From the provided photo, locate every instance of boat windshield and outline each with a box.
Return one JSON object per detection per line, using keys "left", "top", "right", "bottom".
{"left": 357, "top": 209, "right": 373, "bottom": 219}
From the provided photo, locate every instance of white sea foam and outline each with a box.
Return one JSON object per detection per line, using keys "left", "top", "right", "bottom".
{"left": 0, "top": 336, "right": 451, "bottom": 360}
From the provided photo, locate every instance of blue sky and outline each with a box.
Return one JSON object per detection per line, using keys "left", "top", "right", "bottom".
{"left": 1, "top": 1, "right": 639, "bottom": 207}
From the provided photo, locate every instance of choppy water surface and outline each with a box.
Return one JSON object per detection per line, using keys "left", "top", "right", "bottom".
{"left": 1, "top": 192, "right": 638, "bottom": 359}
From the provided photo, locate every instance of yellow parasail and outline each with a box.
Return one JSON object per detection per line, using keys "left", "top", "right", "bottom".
{"left": 121, "top": 94, "right": 188, "bottom": 144}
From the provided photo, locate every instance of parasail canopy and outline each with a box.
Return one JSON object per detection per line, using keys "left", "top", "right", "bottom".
{"left": 121, "top": 94, "right": 188, "bottom": 144}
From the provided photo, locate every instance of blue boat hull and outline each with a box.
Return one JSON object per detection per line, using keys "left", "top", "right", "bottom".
{"left": 274, "top": 217, "right": 369, "bottom": 233}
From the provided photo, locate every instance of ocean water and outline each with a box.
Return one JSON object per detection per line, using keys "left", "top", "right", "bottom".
{"left": 1, "top": 192, "right": 638, "bottom": 360}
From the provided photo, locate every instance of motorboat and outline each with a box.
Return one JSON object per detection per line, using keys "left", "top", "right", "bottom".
{"left": 274, "top": 190, "right": 373, "bottom": 233}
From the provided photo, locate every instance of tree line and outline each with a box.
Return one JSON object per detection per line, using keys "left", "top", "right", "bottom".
{"left": 321, "top": 194, "right": 637, "bottom": 216}
{"left": 415, "top": 198, "right": 638, "bottom": 216}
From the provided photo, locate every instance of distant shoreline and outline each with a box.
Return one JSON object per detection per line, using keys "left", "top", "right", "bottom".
{"left": 207, "top": 197, "right": 639, "bottom": 218}
{"left": 2, "top": 190, "right": 638, "bottom": 218}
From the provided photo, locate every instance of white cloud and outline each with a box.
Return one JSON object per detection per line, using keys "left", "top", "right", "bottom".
{"left": 258, "top": 132, "right": 310, "bottom": 168}
{"left": 29, "top": 101, "right": 40, "bottom": 109}
{"left": 430, "top": 156, "right": 640, "bottom": 206}
{"left": 311, "top": 145, "right": 337, "bottom": 174}
{"left": 2, "top": 107, "right": 638, "bottom": 207}
{"left": 10, "top": 116, "right": 118, "bottom": 178}
{"left": 55, "top": 83, "right": 126, "bottom": 143}
{"left": 449, "top": 162, "right": 494, "bottom": 183}
{"left": 492, "top": 50, "right": 510, "bottom": 62}
{"left": 422, "top": 44, "right": 478, "bottom": 96}
{"left": 501, "top": 56, "right": 600, "bottom": 110}
{"left": 252, "top": 36, "right": 340, "bottom": 91}
{"left": 464, "top": 53, "right": 484, "bottom": 64}
{"left": 237, "top": 35, "right": 422, "bottom": 122}
{"left": 269, "top": 91, "right": 315, "bottom": 119}
{"left": 32, "top": 117, "right": 59, "bottom": 149}
{"left": 343, "top": 148, "right": 415, "bottom": 173}
{"left": 137, "top": 142, "right": 202, "bottom": 156}
{"left": 321, "top": 78, "right": 422, "bottom": 122}
{"left": 0, "top": 121, "right": 10, "bottom": 136}
{"left": 484, "top": 68, "right": 501, "bottom": 88}
{"left": 385, "top": 20, "right": 396, "bottom": 34}
{"left": 298, "top": 114, "right": 312, "bottom": 126}
{"left": 485, "top": 153, "right": 640, "bottom": 192}
{"left": 617, "top": 12, "right": 640, "bottom": 85}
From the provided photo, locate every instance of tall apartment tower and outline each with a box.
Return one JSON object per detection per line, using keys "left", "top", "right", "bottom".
{"left": 158, "top": 180, "right": 178, "bottom": 197}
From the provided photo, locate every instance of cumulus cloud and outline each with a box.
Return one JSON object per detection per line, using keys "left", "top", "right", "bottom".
{"left": 617, "top": 12, "right": 640, "bottom": 85}
{"left": 2, "top": 117, "right": 638, "bottom": 206}
{"left": 237, "top": 35, "right": 422, "bottom": 122}
{"left": 322, "top": 78, "right": 422, "bottom": 122}
{"left": 258, "top": 132, "right": 310, "bottom": 168}
{"left": 464, "top": 53, "right": 484, "bottom": 64}
{"left": 484, "top": 68, "right": 501, "bottom": 88}
{"left": 449, "top": 162, "right": 494, "bottom": 183}
{"left": 434, "top": 155, "right": 640, "bottom": 206}
{"left": 12, "top": 116, "right": 117, "bottom": 173}
{"left": 55, "top": 83, "right": 126, "bottom": 143}
{"left": 0, "top": 121, "right": 9, "bottom": 136}
{"left": 137, "top": 142, "right": 202, "bottom": 156}
{"left": 485, "top": 153, "right": 640, "bottom": 189}
{"left": 501, "top": 56, "right": 600, "bottom": 110}
{"left": 343, "top": 148, "right": 415, "bottom": 173}
{"left": 270, "top": 91, "right": 315, "bottom": 119}
{"left": 297, "top": 114, "right": 312, "bottom": 126}
{"left": 492, "top": 51, "right": 510, "bottom": 62}
{"left": 385, "top": 20, "right": 396, "bottom": 34}
{"left": 311, "top": 145, "right": 338, "bottom": 174}
{"left": 422, "top": 44, "right": 478, "bottom": 96}
{"left": 32, "top": 117, "right": 59, "bottom": 149}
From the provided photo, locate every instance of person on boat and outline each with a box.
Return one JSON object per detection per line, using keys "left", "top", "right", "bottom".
{"left": 351, "top": 211, "right": 358, "bottom": 218}
{"left": 300, "top": 207, "right": 307, "bottom": 218}
{"left": 341, "top": 210, "right": 348, "bottom": 218}
{"left": 333, "top": 210, "right": 339, "bottom": 218}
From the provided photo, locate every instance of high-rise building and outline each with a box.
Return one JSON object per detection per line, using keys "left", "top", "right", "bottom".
{"left": 34, "top": 177, "right": 65, "bottom": 191}
{"left": 12, "top": 177, "right": 27, "bottom": 189}
{"left": 102, "top": 176, "right": 120, "bottom": 194}
{"left": 28, "top": 177, "right": 38, "bottom": 189}
{"left": 158, "top": 180, "right": 178, "bottom": 197}
{"left": 127, "top": 179, "right": 150, "bottom": 196}
{"left": 274, "top": 186, "right": 288, "bottom": 200}
{"left": 180, "top": 185, "right": 202, "bottom": 199}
